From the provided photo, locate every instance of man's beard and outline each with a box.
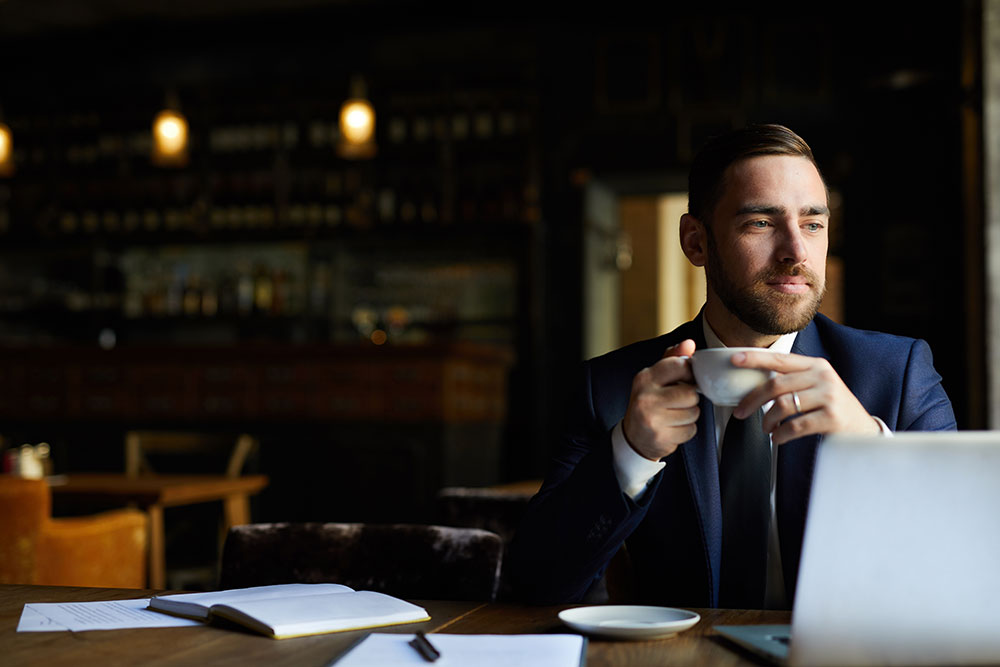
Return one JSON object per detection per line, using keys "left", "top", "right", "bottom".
{"left": 705, "top": 235, "right": 826, "bottom": 336}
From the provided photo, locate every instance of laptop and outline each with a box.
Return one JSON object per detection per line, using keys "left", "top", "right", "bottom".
{"left": 715, "top": 431, "right": 1000, "bottom": 666}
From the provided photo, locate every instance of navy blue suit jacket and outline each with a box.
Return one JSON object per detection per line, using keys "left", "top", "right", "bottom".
{"left": 506, "top": 314, "right": 956, "bottom": 607}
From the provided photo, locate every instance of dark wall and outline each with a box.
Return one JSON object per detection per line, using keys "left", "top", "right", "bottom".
{"left": 0, "top": 5, "right": 982, "bottom": 486}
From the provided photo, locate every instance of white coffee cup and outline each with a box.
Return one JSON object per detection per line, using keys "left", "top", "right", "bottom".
{"left": 689, "top": 347, "right": 777, "bottom": 406}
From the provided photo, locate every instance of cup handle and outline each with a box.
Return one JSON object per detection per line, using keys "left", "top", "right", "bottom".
{"left": 677, "top": 355, "right": 701, "bottom": 393}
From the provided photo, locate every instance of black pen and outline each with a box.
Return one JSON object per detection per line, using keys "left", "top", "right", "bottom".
{"left": 409, "top": 631, "right": 441, "bottom": 663}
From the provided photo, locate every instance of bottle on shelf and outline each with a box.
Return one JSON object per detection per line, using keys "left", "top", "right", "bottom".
{"left": 309, "top": 261, "right": 331, "bottom": 317}
{"left": 272, "top": 268, "right": 289, "bottom": 316}
{"left": 165, "top": 264, "right": 184, "bottom": 317}
{"left": 236, "top": 263, "right": 254, "bottom": 316}
{"left": 201, "top": 277, "right": 219, "bottom": 318}
{"left": 253, "top": 262, "right": 274, "bottom": 315}
{"left": 377, "top": 188, "right": 396, "bottom": 225}
{"left": 218, "top": 270, "right": 238, "bottom": 316}
{"left": 183, "top": 272, "right": 202, "bottom": 317}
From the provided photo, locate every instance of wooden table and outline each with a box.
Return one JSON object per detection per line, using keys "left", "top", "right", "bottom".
{"left": 2, "top": 584, "right": 790, "bottom": 666}
{"left": 49, "top": 474, "right": 269, "bottom": 589}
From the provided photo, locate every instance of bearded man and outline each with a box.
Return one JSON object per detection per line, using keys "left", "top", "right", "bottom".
{"left": 506, "top": 124, "right": 956, "bottom": 610}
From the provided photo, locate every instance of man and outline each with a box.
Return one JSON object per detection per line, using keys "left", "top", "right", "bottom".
{"left": 506, "top": 124, "right": 956, "bottom": 610}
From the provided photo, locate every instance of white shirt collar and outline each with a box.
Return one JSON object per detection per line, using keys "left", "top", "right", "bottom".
{"left": 701, "top": 316, "right": 798, "bottom": 354}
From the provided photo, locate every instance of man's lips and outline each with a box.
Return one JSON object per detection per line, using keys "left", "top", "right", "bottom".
{"left": 766, "top": 278, "right": 811, "bottom": 294}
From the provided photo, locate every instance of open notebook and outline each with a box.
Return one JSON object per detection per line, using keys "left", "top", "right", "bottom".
{"left": 715, "top": 431, "right": 1000, "bottom": 666}
{"left": 148, "top": 583, "right": 429, "bottom": 639}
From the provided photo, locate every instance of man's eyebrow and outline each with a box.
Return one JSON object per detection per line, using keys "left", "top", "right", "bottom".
{"left": 802, "top": 204, "right": 830, "bottom": 216}
{"left": 734, "top": 204, "right": 830, "bottom": 216}
{"left": 736, "top": 204, "right": 785, "bottom": 216}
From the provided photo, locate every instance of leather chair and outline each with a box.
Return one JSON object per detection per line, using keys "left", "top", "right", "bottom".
{"left": 436, "top": 480, "right": 540, "bottom": 601}
{"left": 220, "top": 522, "right": 504, "bottom": 602}
{"left": 436, "top": 480, "right": 633, "bottom": 603}
{"left": 436, "top": 480, "right": 541, "bottom": 546}
{"left": 0, "top": 475, "right": 147, "bottom": 588}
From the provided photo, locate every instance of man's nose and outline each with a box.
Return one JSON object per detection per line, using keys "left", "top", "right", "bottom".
{"left": 777, "top": 227, "right": 808, "bottom": 264}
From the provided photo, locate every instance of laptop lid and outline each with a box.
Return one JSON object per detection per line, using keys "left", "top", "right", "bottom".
{"left": 788, "top": 431, "right": 1000, "bottom": 666}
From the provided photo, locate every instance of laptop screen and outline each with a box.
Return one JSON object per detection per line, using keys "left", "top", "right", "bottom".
{"left": 788, "top": 432, "right": 1000, "bottom": 666}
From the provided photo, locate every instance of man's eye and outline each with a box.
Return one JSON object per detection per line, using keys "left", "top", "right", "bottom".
{"left": 748, "top": 220, "right": 769, "bottom": 228}
{"left": 804, "top": 222, "right": 824, "bottom": 232}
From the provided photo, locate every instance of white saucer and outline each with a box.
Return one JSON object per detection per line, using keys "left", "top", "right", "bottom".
{"left": 558, "top": 605, "right": 701, "bottom": 640}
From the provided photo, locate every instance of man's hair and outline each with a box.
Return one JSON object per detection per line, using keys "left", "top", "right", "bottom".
{"left": 687, "top": 124, "right": 822, "bottom": 223}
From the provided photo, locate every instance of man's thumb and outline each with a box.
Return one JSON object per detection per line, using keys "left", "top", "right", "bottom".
{"left": 663, "top": 338, "right": 697, "bottom": 359}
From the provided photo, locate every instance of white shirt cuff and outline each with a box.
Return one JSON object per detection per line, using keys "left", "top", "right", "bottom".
{"left": 611, "top": 421, "right": 666, "bottom": 500}
{"left": 873, "top": 415, "right": 893, "bottom": 436}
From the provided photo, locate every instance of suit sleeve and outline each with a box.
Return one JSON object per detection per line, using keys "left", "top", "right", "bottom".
{"left": 897, "top": 338, "right": 957, "bottom": 431}
{"left": 504, "top": 361, "right": 660, "bottom": 604}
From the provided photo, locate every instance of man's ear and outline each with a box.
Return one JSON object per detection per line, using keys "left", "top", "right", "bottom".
{"left": 680, "top": 213, "right": 708, "bottom": 267}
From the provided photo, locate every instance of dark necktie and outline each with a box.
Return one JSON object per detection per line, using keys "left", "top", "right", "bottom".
{"left": 718, "top": 408, "right": 771, "bottom": 609}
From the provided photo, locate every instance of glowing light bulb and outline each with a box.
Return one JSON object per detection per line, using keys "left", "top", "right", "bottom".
{"left": 336, "top": 76, "right": 377, "bottom": 159}
{"left": 0, "top": 123, "right": 12, "bottom": 176}
{"left": 339, "top": 100, "right": 375, "bottom": 145}
{"left": 154, "top": 110, "right": 188, "bottom": 156}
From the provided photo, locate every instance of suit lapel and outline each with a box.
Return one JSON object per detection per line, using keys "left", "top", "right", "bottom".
{"left": 676, "top": 315, "right": 723, "bottom": 606}
{"left": 778, "top": 320, "right": 825, "bottom": 602}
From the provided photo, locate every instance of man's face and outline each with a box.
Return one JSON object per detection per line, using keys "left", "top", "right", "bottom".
{"left": 703, "top": 155, "right": 829, "bottom": 336}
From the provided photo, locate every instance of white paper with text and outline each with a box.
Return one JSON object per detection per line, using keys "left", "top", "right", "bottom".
{"left": 18, "top": 598, "right": 201, "bottom": 632}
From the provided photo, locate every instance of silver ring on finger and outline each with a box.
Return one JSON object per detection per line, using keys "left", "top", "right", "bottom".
{"left": 792, "top": 391, "right": 803, "bottom": 415}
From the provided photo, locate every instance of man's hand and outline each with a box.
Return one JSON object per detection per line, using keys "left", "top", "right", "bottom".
{"left": 622, "top": 339, "right": 700, "bottom": 461}
{"left": 731, "top": 350, "right": 881, "bottom": 445}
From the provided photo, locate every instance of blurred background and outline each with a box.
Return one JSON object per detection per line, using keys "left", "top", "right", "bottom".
{"left": 0, "top": 1, "right": 996, "bottom": 585}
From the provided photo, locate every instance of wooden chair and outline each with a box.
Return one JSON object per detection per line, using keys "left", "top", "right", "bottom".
{"left": 0, "top": 475, "right": 147, "bottom": 588}
{"left": 220, "top": 522, "right": 504, "bottom": 602}
{"left": 123, "top": 430, "right": 260, "bottom": 590}
{"left": 125, "top": 431, "right": 258, "bottom": 479}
